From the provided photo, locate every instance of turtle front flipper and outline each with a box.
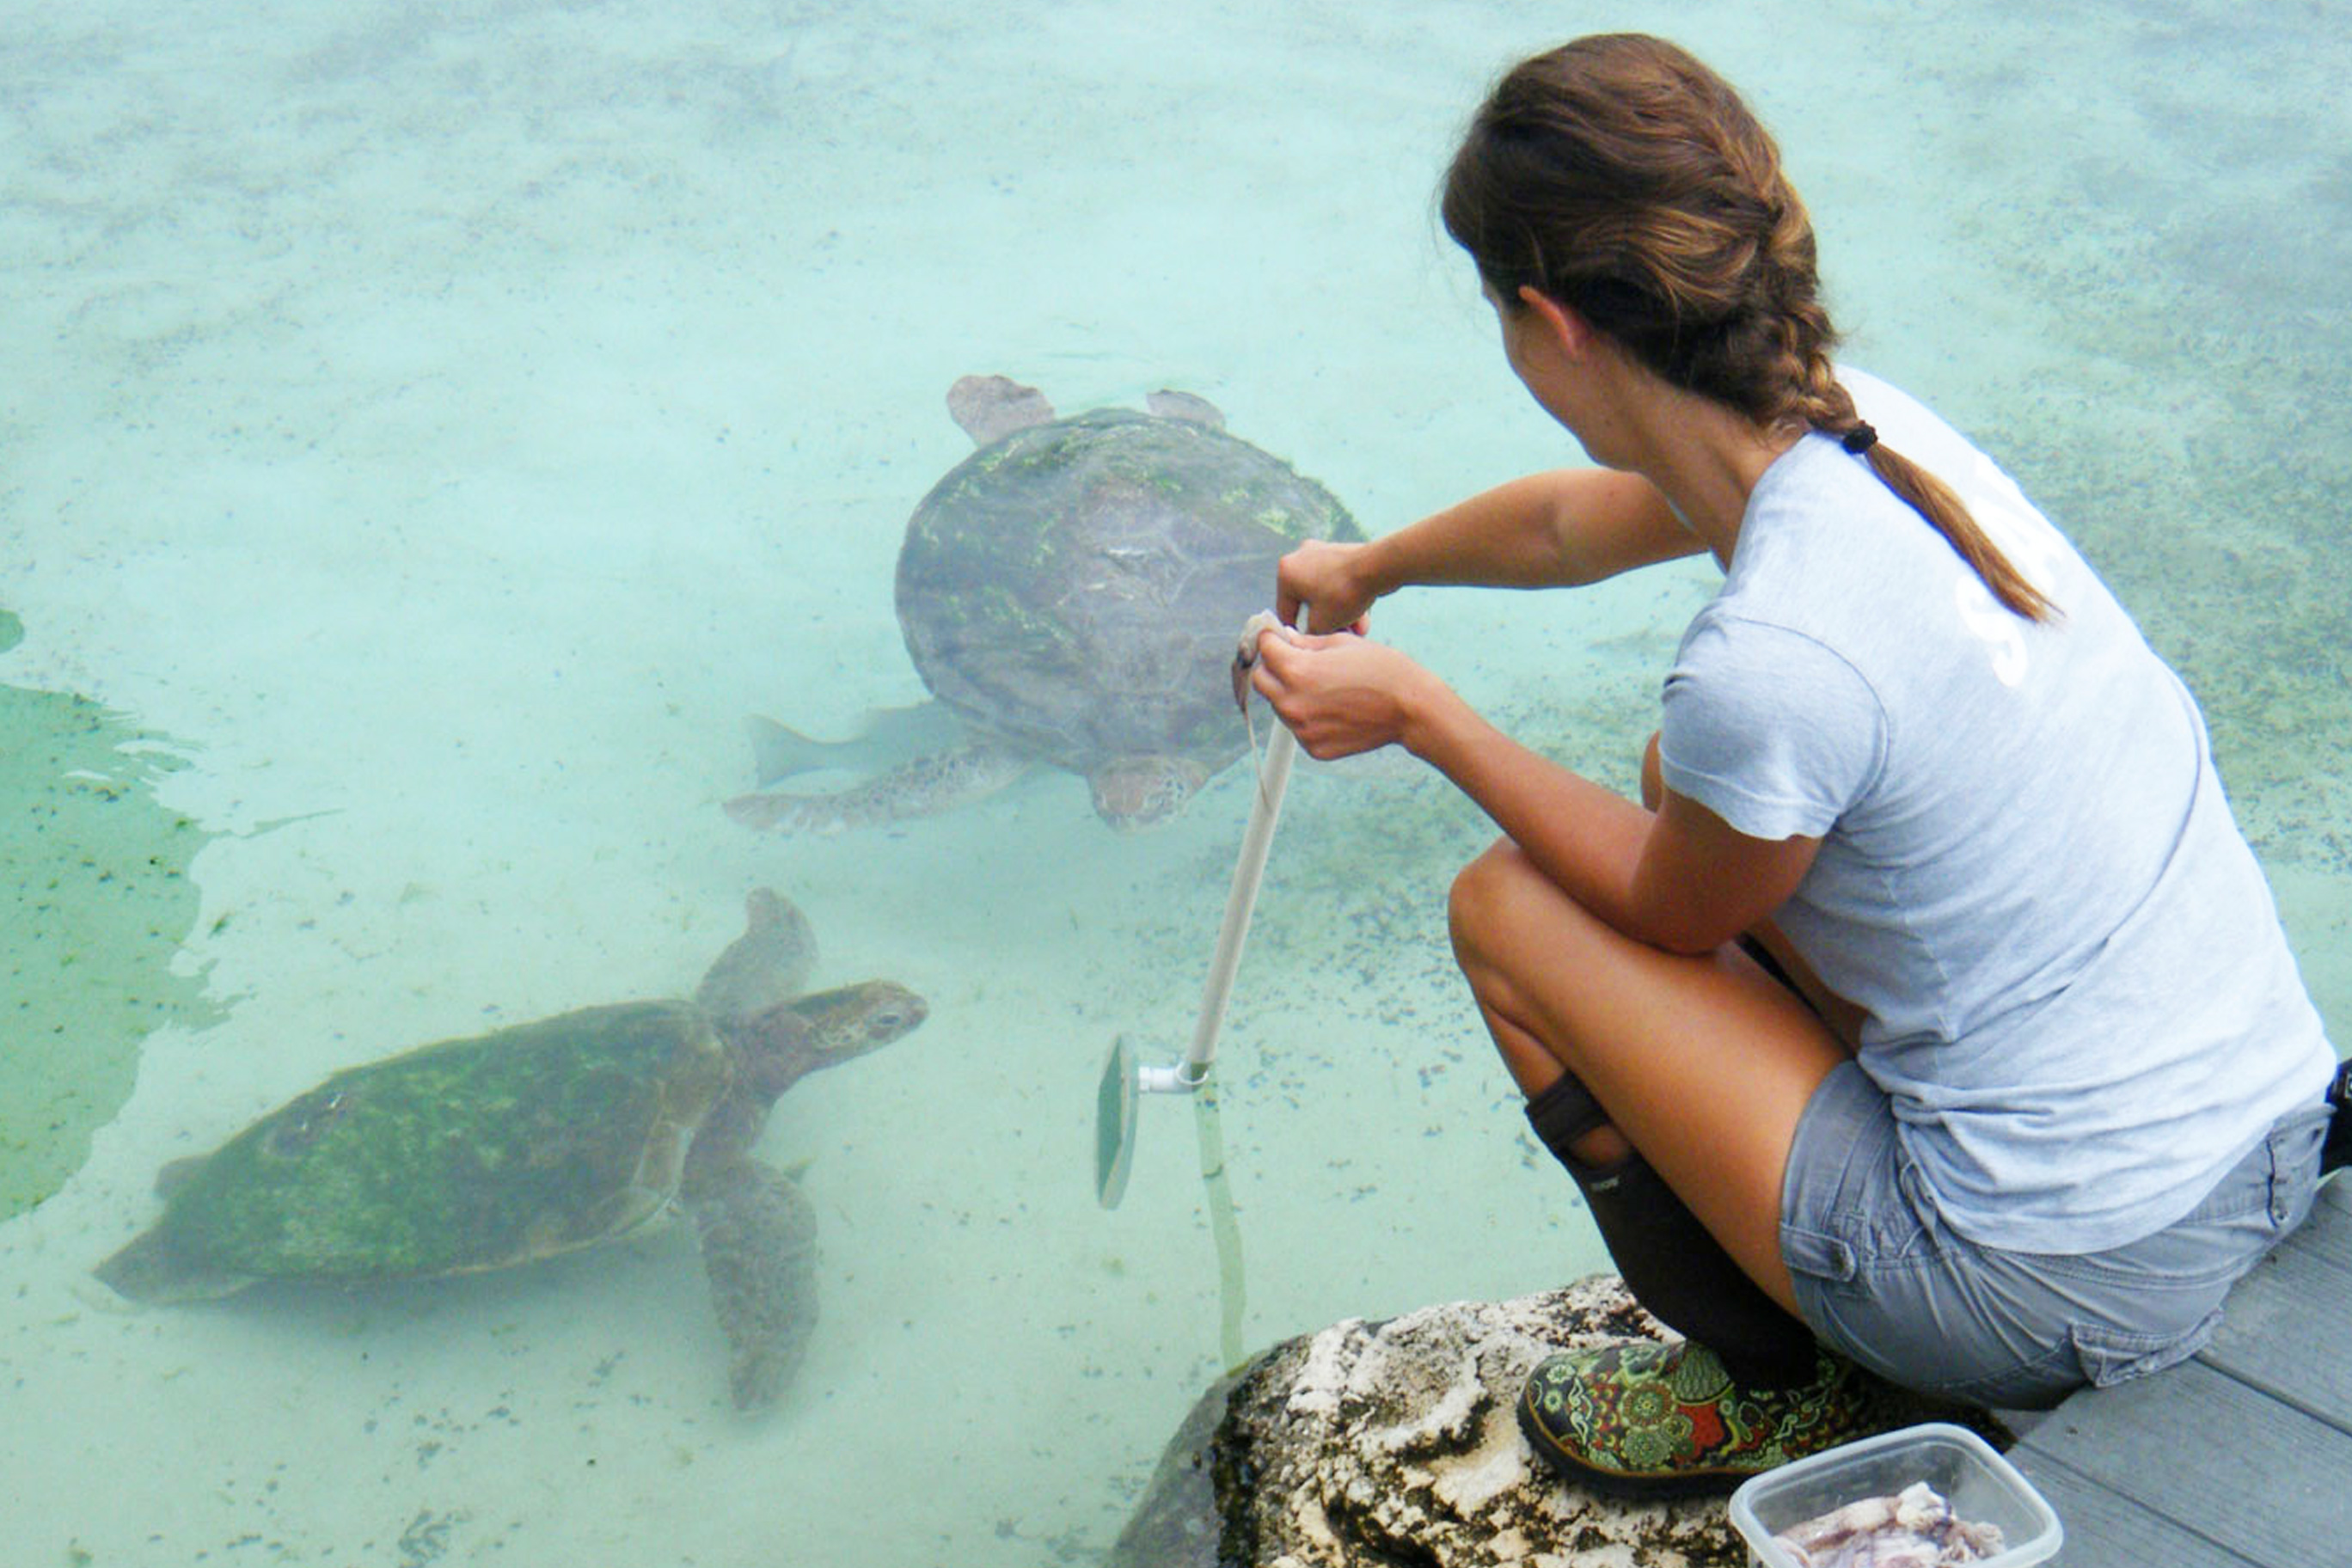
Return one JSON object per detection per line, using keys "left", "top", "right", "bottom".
{"left": 693, "top": 888, "right": 817, "bottom": 1021}
{"left": 722, "top": 743, "right": 1032, "bottom": 833}
{"left": 683, "top": 1157, "right": 819, "bottom": 1410}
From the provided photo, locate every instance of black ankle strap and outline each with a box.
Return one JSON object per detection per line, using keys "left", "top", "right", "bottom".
{"left": 1526, "top": 1071, "right": 1611, "bottom": 1154}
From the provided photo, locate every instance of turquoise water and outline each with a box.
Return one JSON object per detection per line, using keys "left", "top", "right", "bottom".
{"left": 3, "top": 2, "right": 2345, "bottom": 1562}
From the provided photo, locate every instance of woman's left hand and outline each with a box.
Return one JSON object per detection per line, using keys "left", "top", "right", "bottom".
{"left": 1246, "top": 628, "right": 1450, "bottom": 761}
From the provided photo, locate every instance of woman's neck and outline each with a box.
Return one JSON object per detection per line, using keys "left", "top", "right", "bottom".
{"left": 1620, "top": 381, "right": 1801, "bottom": 568}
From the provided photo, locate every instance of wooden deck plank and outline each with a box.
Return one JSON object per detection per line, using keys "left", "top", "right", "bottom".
{"left": 2301, "top": 1178, "right": 2352, "bottom": 1263}
{"left": 2006, "top": 1450, "right": 2263, "bottom": 1568}
{"left": 2198, "top": 1207, "right": 2352, "bottom": 1436}
{"left": 2014, "top": 1357, "right": 2352, "bottom": 1563}
{"left": 1988, "top": 1182, "right": 2352, "bottom": 1564}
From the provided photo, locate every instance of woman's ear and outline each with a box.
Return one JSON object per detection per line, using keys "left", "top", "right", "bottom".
{"left": 1516, "top": 285, "right": 1593, "bottom": 358}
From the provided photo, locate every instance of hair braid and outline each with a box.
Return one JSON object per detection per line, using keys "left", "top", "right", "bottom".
{"left": 1442, "top": 34, "right": 2055, "bottom": 622}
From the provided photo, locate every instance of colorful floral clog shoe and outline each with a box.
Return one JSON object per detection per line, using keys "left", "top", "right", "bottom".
{"left": 1517, "top": 1338, "right": 1890, "bottom": 1499}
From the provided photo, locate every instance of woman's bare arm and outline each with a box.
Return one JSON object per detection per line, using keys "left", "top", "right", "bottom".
{"left": 1279, "top": 468, "right": 1701, "bottom": 631}
{"left": 1250, "top": 634, "right": 1815, "bottom": 954}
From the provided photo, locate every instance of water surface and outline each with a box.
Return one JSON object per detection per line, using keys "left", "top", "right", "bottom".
{"left": 3, "top": 3, "right": 2344, "bottom": 1562}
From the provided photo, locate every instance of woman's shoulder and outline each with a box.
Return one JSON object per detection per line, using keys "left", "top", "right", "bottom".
{"left": 1740, "top": 367, "right": 2085, "bottom": 616}
{"left": 1732, "top": 426, "right": 1928, "bottom": 585}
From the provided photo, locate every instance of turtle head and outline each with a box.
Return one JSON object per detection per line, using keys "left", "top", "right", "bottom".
{"left": 1088, "top": 756, "right": 1210, "bottom": 830}
{"left": 726, "top": 979, "right": 928, "bottom": 1099}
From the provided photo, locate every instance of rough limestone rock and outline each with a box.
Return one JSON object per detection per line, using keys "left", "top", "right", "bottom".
{"left": 1109, "top": 1276, "right": 1748, "bottom": 1568}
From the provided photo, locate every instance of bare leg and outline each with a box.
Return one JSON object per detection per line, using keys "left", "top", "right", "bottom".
{"left": 1450, "top": 836, "right": 1845, "bottom": 1319}
{"left": 1473, "top": 744, "right": 1907, "bottom": 1490}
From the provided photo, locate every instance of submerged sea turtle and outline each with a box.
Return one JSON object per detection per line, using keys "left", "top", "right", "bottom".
{"left": 725, "top": 374, "right": 1361, "bottom": 833}
{"left": 94, "top": 889, "right": 926, "bottom": 1411}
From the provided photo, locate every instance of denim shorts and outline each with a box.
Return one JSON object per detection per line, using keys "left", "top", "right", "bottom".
{"left": 1779, "top": 1060, "right": 2331, "bottom": 1410}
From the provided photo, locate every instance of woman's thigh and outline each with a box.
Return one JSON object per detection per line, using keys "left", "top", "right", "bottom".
{"left": 1449, "top": 837, "right": 1848, "bottom": 1318}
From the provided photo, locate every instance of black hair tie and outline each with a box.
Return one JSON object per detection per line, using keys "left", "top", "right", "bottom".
{"left": 1841, "top": 422, "right": 1878, "bottom": 455}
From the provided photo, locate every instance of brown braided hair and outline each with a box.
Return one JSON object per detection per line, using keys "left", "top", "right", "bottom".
{"left": 1440, "top": 34, "right": 2053, "bottom": 621}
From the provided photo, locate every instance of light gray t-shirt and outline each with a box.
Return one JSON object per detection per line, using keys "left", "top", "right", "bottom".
{"left": 1658, "top": 368, "right": 2333, "bottom": 1253}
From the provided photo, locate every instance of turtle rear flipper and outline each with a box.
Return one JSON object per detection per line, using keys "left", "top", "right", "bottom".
{"left": 946, "top": 374, "right": 1056, "bottom": 445}
{"left": 744, "top": 700, "right": 968, "bottom": 788}
{"left": 724, "top": 743, "right": 1031, "bottom": 834}
{"left": 93, "top": 1222, "right": 252, "bottom": 1304}
{"left": 1144, "top": 389, "right": 1225, "bottom": 428}
{"left": 685, "top": 1158, "right": 819, "bottom": 1410}
{"left": 154, "top": 1155, "right": 209, "bottom": 1197}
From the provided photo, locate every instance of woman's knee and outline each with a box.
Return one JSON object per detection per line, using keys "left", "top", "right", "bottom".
{"left": 1640, "top": 730, "right": 1663, "bottom": 812}
{"left": 1447, "top": 838, "right": 1535, "bottom": 972}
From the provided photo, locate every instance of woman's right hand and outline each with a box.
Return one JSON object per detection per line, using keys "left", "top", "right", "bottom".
{"left": 1275, "top": 539, "right": 1380, "bottom": 634}
{"left": 1248, "top": 628, "right": 1449, "bottom": 762}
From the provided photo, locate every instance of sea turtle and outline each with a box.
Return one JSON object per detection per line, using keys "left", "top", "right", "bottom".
{"left": 725, "top": 374, "right": 1361, "bottom": 833}
{"left": 93, "top": 889, "right": 926, "bottom": 1411}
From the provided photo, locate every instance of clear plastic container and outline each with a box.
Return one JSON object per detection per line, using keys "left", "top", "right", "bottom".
{"left": 1726, "top": 1422, "right": 2062, "bottom": 1568}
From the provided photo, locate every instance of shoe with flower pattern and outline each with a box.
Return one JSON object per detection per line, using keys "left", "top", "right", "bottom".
{"left": 1516, "top": 1338, "right": 1890, "bottom": 1498}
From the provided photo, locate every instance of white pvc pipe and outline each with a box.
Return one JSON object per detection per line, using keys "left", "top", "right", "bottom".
{"left": 1138, "top": 628, "right": 1301, "bottom": 1096}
